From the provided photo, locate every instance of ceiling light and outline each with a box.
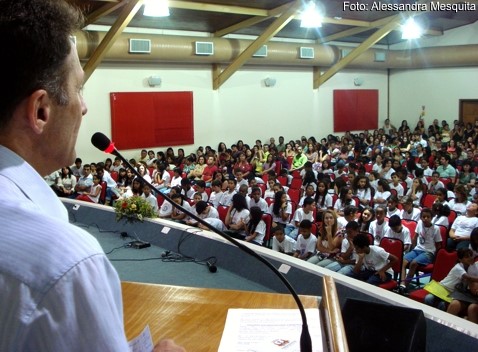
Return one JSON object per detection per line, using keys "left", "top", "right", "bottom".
{"left": 143, "top": 0, "right": 170, "bottom": 17}
{"left": 300, "top": 2, "right": 322, "bottom": 28}
{"left": 401, "top": 17, "right": 422, "bottom": 40}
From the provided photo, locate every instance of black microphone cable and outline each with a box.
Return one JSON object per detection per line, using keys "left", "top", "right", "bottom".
{"left": 91, "top": 132, "right": 313, "bottom": 352}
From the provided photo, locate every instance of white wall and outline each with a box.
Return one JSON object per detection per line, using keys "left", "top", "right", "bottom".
{"left": 78, "top": 21, "right": 477, "bottom": 163}
{"left": 388, "top": 21, "right": 478, "bottom": 130}
{"left": 79, "top": 62, "right": 388, "bottom": 163}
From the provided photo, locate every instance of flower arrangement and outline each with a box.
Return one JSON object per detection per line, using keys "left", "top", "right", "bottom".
{"left": 114, "top": 196, "right": 157, "bottom": 222}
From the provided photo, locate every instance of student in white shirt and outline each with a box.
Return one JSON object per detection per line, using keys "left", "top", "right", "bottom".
{"left": 385, "top": 215, "right": 412, "bottom": 252}
{"left": 272, "top": 226, "right": 296, "bottom": 255}
{"left": 431, "top": 202, "right": 450, "bottom": 228}
{"left": 373, "top": 178, "right": 391, "bottom": 209}
{"left": 293, "top": 220, "right": 317, "bottom": 260}
{"left": 141, "top": 184, "right": 158, "bottom": 213}
{"left": 349, "top": 233, "right": 398, "bottom": 286}
{"left": 369, "top": 205, "right": 390, "bottom": 245}
{"left": 284, "top": 197, "right": 315, "bottom": 240}
{"left": 244, "top": 207, "right": 267, "bottom": 246}
{"left": 400, "top": 196, "right": 421, "bottom": 221}
{"left": 400, "top": 208, "right": 442, "bottom": 289}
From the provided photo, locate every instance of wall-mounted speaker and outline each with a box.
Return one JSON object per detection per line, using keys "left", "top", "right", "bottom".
{"left": 264, "top": 77, "right": 276, "bottom": 87}
{"left": 148, "top": 75, "right": 162, "bottom": 87}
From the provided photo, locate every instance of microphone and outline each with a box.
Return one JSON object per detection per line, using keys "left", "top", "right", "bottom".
{"left": 91, "top": 132, "right": 312, "bottom": 352}
{"left": 206, "top": 258, "right": 217, "bottom": 273}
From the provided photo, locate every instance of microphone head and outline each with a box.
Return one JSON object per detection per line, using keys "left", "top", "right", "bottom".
{"left": 91, "top": 132, "right": 111, "bottom": 151}
{"left": 91, "top": 132, "right": 116, "bottom": 155}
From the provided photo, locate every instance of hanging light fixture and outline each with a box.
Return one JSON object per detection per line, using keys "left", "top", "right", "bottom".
{"left": 401, "top": 17, "right": 422, "bottom": 40}
{"left": 143, "top": 0, "right": 170, "bottom": 17}
{"left": 300, "top": 1, "right": 322, "bottom": 28}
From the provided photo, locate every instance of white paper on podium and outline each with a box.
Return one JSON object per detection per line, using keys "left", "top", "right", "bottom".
{"left": 128, "top": 325, "right": 154, "bottom": 352}
{"left": 218, "top": 308, "right": 323, "bottom": 352}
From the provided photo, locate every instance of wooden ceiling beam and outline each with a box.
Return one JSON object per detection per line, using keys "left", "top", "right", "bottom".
{"left": 214, "top": 1, "right": 295, "bottom": 37}
{"left": 316, "top": 16, "right": 401, "bottom": 88}
{"left": 83, "top": 0, "right": 143, "bottom": 83}
{"left": 83, "top": 0, "right": 127, "bottom": 27}
{"left": 213, "top": 0, "right": 300, "bottom": 90}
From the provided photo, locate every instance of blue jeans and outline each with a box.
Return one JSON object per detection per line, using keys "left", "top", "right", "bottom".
{"left": 352, "top": 269, "right": 392, "bottom": 286}
{"left": 424, "top": 293, "right": 447, "bottom": 311}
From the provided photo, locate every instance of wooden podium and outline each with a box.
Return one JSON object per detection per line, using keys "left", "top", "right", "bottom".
{"left": 122, "top": 276, "right": 348, "bottom": 351}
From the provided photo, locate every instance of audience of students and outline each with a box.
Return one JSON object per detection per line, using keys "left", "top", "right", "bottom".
{"left": 59, "top": 118, "right": 478, "bottom": 324}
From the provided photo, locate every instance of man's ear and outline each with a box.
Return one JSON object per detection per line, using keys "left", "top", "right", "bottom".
{"left": 26, "top": 89, "right": 51, "bottom": 134}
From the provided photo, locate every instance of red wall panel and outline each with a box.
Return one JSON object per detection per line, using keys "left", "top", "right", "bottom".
{"left": 333, "top": 90, "right": 378, "bottom": 133}
{"left": 110, "top": 91, "right": 194, "bottom": 150}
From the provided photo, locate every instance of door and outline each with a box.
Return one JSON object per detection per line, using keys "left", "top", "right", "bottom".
{"left": 460, "top": 99, "right": 478, "bottom": 126}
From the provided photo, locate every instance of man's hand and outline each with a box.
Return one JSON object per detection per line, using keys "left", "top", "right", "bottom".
{"left": 154, "top": 339, "right": 186, "bottom": 352}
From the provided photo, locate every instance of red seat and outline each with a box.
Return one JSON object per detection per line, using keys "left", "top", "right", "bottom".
{"left": 291, "top": 170, "right": 301, "bottom": 179}
{"left": 379, "top": 238, "right": 404, "bottom": 291}
{"left": 217, "top": 205, "right": 229, "bottom": 225}
{"left": 257, "top": 183, "right": 266, "bottom": 197}
{"left": 287, "top": 188, "right": 300, "bottom": 205}
{"left": 110, "top": 171, "right": 118, "bottom": 182}
{"left": 289, "top": 178, "right": 302, "bottom": 190}
{"left": 409, "top": 249, "right": 458, "bottom": 303}
{"left": 276, "top": 176, "right": 287, "bottom": 186}
{"left": 447, "top": 210, "right": 457, "bottom": 227}
{"left": 421, "top": 194, "right": 437, "bottom": 209}
{"left": 99, "top": 181, "right": 107, "bottom": 204}
{"left": 265, "top": 197, "right": 274, "bottom": 206}
{"left": 401, "top": 219, "right": 418, "bottom": 240}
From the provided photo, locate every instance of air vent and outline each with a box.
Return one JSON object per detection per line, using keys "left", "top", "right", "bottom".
{"left": 129, "top": 38, "right": 151, "bottom": 54}
{"left": 341, "top": 48, "right": 352, "bottom": 58}
{"left": 195, "top": 41, "right": 214, "bottom": 55}
{"left": 299, "top": 47, "right": 314, "bottom": 59}
{"left": 374, "top": 51, "right": 387, "bottom": 62}
{"left": 253, "top": 45, "right": 268, "bottom": 57}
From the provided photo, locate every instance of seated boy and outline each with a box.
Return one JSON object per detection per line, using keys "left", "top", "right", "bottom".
{"left": 400, "top": 196, "right": 421, "bottom": 221}
{"left": 385, "top": 215, "right": 412, "bottom": 252}
{"left": 293, "top": 220, "right": 317, "bottom": 260}
{"left": 424, "top": 248, "right": 478, "bottom": 311}
{"left": 349, "top": 233, "right": 398, "bottom": 286}
{"left": 284, "top": 197, "right": 315, "bottom": 240}
{"left": 271, "top": 226, "right": 296, "bottom": 255}
{"left": 400, "top": 208, "right": 442, "bottom": 290}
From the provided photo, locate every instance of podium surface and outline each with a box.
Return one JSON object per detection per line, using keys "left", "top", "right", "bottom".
{"left": 122, "top": 281, "right": 320, "bottom": 351}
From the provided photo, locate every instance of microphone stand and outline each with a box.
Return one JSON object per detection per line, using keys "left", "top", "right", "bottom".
{"left": 94, "top": 135, "right": 312, "bottom": 352}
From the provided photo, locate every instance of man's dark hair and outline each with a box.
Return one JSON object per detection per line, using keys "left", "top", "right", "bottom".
{"left": 0, "top": 0, "right": 83, "bottom": 127}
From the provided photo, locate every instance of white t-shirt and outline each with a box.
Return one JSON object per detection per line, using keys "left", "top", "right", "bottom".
{"left": 272, "top": 236, "right": 296, "bottom": 254}
{"left": 268, "top": 203, "right": 292, "bottom": 225}
{"left": 290, "top": 208, "right": 314, "bottom": 228}
{"left": 414, "top": 221, "right": 442, "bottom": 253}
{"left": 448, "top": 200, "right": 471, "bottom": 216}
{"left": 294, "top": 234, "right": 317, "bottom": 257}
{"left": 209, "top": 191, "right": 223, "bottom": 208}
{"left": 451, "top": 215, "right": 478, "bottom": 238}
{"left": 316, "top": 194, "right": 333, "bottom": 210}
{"left": 432, "top": 215, "right": 449, "bottom": 228}
{"left": 373, "top": 190, "right": 391, "bottom": 208}
{"left": 249, "top": 220, "right": 266, "bottom": 245}
{"left": 385, "top": 226, "right": 412, "bottom": 245}
{"left": 400, "top": 208, "right": 421, "bottom": 221}
{"left": 362, "top": 246, "right": 393, "bottom": 275}
{"left": 440, "top": 263, "right": 467, "bottom": 292}
{"left": 369, "top": 219, "right": 390, "bottom": 245}
{"left": 229, "top": 208, "right": 250, "bottom": 237}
